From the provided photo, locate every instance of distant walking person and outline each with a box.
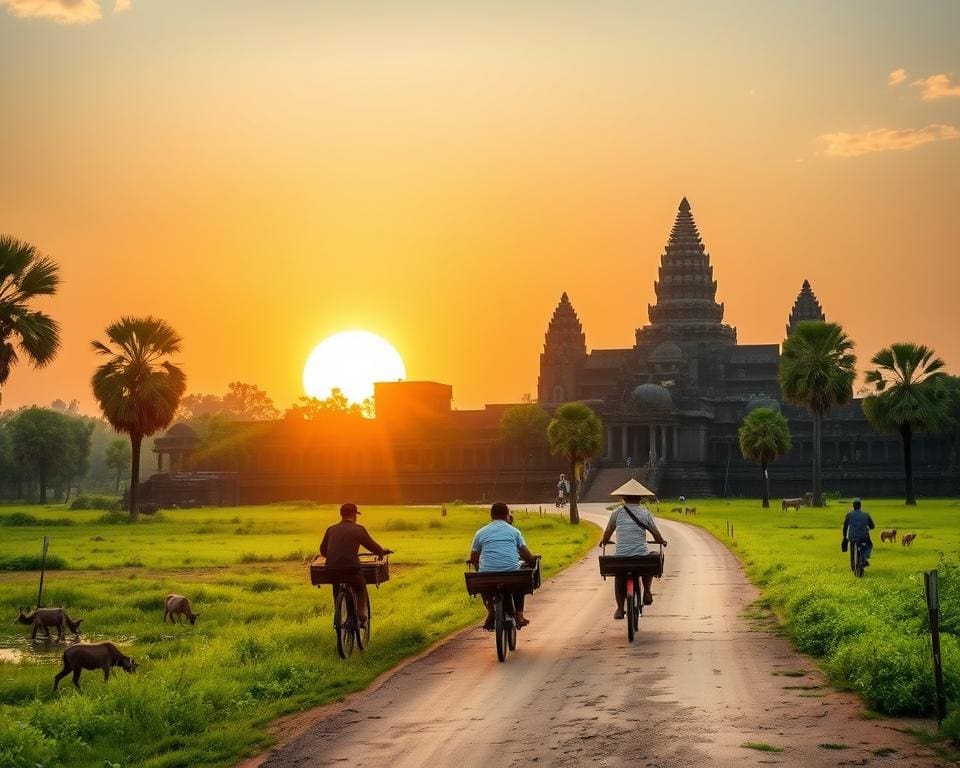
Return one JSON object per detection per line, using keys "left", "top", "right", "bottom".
{"left": 842, "top": 498, "right": 875, "bottom": 568}
{"left": 556, "top": 474, "right": 569, "bottom": 507}
{"left": 626, "top": 455, "right": 632, "bottom": 469}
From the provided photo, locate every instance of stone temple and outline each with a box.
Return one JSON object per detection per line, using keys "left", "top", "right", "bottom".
{"left": 141, "top": 198, "right": 957, "bottom": 506}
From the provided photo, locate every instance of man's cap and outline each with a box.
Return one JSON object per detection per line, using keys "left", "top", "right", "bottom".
{"left": 340, "top": 502, "right": 360, "bottom": 516}
{"left": 852, "top": 497, "right": 861, "bottom": 505}
{"left": 610, "top": 479, "right": 656, "bottom": 497}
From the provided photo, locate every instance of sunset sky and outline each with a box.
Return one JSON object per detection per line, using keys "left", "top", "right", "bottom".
{"left": 1, "top": 1, "right": 958, "bottom": 414}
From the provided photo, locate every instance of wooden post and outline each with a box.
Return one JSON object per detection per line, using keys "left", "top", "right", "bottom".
{"left": 924, "top": 570, "right": 947, "bottom": 725}
{"left": 37, "top": 536, "right": 49, "bottom": 608}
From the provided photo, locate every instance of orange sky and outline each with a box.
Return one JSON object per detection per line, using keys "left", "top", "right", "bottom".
{"left": 1, "top": 1, "right": 958, "bottom": 413}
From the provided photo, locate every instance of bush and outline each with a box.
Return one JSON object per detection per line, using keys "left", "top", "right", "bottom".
{"left": 383, "top": 518, "right": 422, "bottom": 532}
{"left": 69, "top": 495, "right": 120, "bottom": 511}
{"left": 0, "top": 717, "right": 56, "bottom": 768}
{"left": 280, "top": 499, "right": 319, "bottom": 509}
{"left": 0, "top": 553, "right": 68, "bottom": 571}
{"left": 0, "top": 512, "right": 75, "bottom": 526}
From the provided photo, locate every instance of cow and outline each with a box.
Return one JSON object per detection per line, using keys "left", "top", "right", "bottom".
{"left": 163, "top": 594, "right": 201, "bottom": 625}
{"left": 671, "top": 507, "right": 682, "bottom": 514}
{"left": 17, "top": 607, "right": 82, "bottom": 640}
{"left": 53, "top": 642, "right": 137, "bottom": 690}
{"left": 902, "top": 533, "right": 917, "bottom": 547}
{"left": 685, "top": 507, "right": 697, "bottom": 516}
{"left": 880, "top": 529, "right": 897, "bottom": 543}
{"left": 782, "top": 498, "right": 804, "bottom": 511}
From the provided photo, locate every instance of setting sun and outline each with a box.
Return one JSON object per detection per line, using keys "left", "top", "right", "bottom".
{"left": 302, "top": 330, "right": 406, "bottom": 404}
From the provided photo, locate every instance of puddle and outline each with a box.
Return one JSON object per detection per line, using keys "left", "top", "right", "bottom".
{"left": 0, "top": 634, "right": 139, "bottom": 665}
{"left": 0, "top": 648, "right": 24, "bottom": 663}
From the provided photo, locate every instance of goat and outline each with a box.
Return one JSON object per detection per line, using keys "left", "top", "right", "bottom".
{"left": 781, "top": 498, "right": 803, "bottom": 511}
{"left": 163, "top": 593, "right": 201, "bottom": 625}
{"left": 880, "top": 529, "right": 897, "bottom": 543}
{"left": 902, "top": 533, "right": 917, "bottom": 547}
{"left": 53, "top": 642, "right": 137, "bottom": 690}
{"left": 17, "top": 607, "right": 82, "bottom": 640}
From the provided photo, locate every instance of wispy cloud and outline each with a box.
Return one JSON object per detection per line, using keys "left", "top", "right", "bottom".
{"left": 888, "top": 68, "right": 907, "bottom": 86}
{"left": 1, "top": 0, "right": 101, "bottom": 24}
{"left": 819, "top": 124, "right": 960, "bottom": 158}
{"left": 912, "top": 73, "right": 960, "bottom": 101}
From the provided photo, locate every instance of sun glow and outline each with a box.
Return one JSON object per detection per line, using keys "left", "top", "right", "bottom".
{"left": 303, "top": 331, "right": 406, "bottom": 405}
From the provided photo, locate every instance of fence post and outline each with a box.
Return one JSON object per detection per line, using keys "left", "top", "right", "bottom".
{"left": 924, "top": 570, "right": 947, "bottom": 725}
{"left": 37, "top": 535, "right": 49, "bottom": 608}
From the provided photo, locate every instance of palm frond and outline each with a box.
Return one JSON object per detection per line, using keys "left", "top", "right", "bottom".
{"left": 16, "top": 256, "right": 61, "bottom": 298}
{"left": 14, "top": 311, "right": 60, "bottom": 367}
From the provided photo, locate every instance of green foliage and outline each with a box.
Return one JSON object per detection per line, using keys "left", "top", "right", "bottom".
{"left": 738, "top": 407, "right": 791, "bottom": 506}
{"left": 178, "top": 381, "right": 280, "bottom": 421}
{"left": 104, "top": 439, "right": 131, "bottom": 493}
{"left": 779, "top": 321, "right": 857, "bottom": 416}
{"left": 0, "top": 553, "right": 68, "bottom": 570}
{"left": 8, "top": 407, "right": 91, "bottom": 503}
{"left": 547, "top": 402, "right": 603, "bottom": 524}
{"left": 0, "top": 502, "right": 597, "bottom": 768}
{"left": 0, "top": 511, "right": 74, "bottom": 526}
{"left": 70, "top": 495, "right": 121, "bottom": 511}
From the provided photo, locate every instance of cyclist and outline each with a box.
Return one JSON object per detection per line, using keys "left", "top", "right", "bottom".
{"left": 319, "top": 503, "right": 391, "bottom": 626}
{"left": 600, "top": 482, "right": 667, "bottom": 620}
{"left": 469, "top": 502, "right": 538, "bottom": 630}
{"left": 842, "top": 497, "right": 875, "bottom": 568}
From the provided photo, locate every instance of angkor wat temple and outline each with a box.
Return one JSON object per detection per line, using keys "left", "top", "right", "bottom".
{"left": 141, "top": 199, "right": 958, "bottom": 506}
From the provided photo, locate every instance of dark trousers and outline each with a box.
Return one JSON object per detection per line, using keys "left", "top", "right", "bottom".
{"left": 332, "top": 572, "right": 369, "bottom": 619}
{"left": 614, "top": 574, "right": 652, "bottom": 607}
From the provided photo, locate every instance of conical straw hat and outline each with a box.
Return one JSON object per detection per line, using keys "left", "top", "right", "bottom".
{"left": 609, "top": 478, "right": 656, "bottom": 497}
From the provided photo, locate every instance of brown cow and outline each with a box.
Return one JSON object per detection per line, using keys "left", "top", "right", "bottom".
{"left": 880, "top": 529, "right": 897, "bottom": 543}
{"left": 17, "top": 607, "right": 82, "bottom": 640}
{"left": 685, "top": 507, "right": 697, "bottom": 516}
{"left": 781, "top": 498, "right": 803, "bottom": 511}
{"left": 902, "top": 533, "right": 917, "bottom": 547}
{"left": 163, "top": 594, "right": 201, "bottom": 625}
{"left": 53, "top": 642, "right": 137, "bottom": 690}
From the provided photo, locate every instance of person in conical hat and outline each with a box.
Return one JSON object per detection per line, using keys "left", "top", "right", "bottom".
{"left": 599, "top": 479, "right": 667, "bottom": 620}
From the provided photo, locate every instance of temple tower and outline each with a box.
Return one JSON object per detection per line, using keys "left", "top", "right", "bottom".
{"left": 637, "top": 197, "right": 736, "bottom": 345}
{"left": 785, "top": 279, "right": 826, "bottom": 338}
{"left": 537, "top": 292, "right": 587, "bottom": 404}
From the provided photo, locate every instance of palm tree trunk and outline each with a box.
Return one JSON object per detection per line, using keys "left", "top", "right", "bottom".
{"left": 901, "top": 422, "right": 916, "bottom": 506}
{"left": 568, "top": 456, "right": 580, "bottom": 524}
{"left": 64, "top": 477, "right": 72, "bottom": 504}
{"left": 761, "top": 459, "right": 769, "bottom": 508}
{"left": 129, "top": 433, "right": 142, "bottom": 522}
{"left": 812, "top": 411, "right": 823, "bottom": 507}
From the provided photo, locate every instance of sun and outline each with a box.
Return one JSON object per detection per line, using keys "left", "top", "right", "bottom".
{"left": 303, "top": 331, "right": 406, "bottom": 405}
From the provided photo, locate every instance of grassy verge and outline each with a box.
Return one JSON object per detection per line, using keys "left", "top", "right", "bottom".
{"left": 659, "top": 498, "right": 960, "bottom": 725}
{"left": 0, "top": 502, "right": 597, "bottom": 768}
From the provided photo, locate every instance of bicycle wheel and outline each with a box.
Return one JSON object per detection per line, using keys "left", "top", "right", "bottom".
{"left": 495, "top": 595, "right": 508, "bottom": 662}
{"left": 357, "top": 596, "right": 371, "bottom": 650}
{"left": 633, "top": 578, "right": 641, "bottom": 633}
{"left": 626, "top": 584, "right": 636, "bottom": 643}
{"left": 507, "top": 611, "right": 517, "bottom": 652}
{"left": 855, "top": 547, "right": 865, "bottom": 578}
{"left": 335, "top": 587, "right": 356, "bottom": 659}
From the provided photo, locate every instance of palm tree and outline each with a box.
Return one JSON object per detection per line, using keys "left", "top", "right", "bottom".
{"left": 91, "top": 317, "right": 186, "bottom": 521}
{"left": 547, "top": 402, "right": 603, "bottom": 524}
{"left": 0, "top": 236, "right": 61, "bottom": 405}
{"left": 738, "top": 407, "right": 792, "bottom": 508}
{"left": 862, "top": 343, "right": 949, "bottom": 505}
{"left": 499, "top": 403, "right": 550, "bottom": 501}
{"left": 779, "top": 321, "right": 856, "bottom": 507}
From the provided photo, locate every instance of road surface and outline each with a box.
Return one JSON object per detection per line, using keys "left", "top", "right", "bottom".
{"left": 249, "top": 503, "right": 944, "bottom": 767}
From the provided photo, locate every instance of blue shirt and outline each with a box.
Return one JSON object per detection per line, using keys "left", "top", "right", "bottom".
{"left": 471, "top": 520, "right": 527, "bottom": 572}
{"left": 843, "top": 509, "right": 875, "bottom": 542}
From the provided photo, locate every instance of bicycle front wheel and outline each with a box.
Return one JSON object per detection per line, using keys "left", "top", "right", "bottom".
{"left": 335, "top": 588, "right": 356, "bottom": 659}
{"left": 357, "top": 598, "right": 371, "bottom": 650}
{"left": 633, "top": 579, "right": 641, "bottom": 633}
{"left": 626, "top": 592, "right": 636, "bottom": 643}
{"left": 495, "top": 595, "right": 508, "bottom": 662}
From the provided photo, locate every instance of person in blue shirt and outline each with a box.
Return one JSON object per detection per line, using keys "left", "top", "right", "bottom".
{"left": 842, "top": 497, "right": 876, "bottom": 567}
{"left": 469, "top": 502, "right": 538, "bottom": 630}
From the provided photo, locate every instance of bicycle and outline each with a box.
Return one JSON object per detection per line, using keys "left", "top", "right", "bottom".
{"left": 849, "top": 540, "right": 867, "bottom": 578}
{"left": 464, "top": 556, "right": 541, "bottom": 663}
{"left": 310, "top": 552, "right": 391, "bottom": 659}
{"left": 599, "top": 541, "right": 665, "bottom": 643}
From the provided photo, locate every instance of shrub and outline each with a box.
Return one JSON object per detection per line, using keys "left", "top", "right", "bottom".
{"left": 383, "top": 518, "right": 422, "bottom": 532}
{"left": 0, "top": 717, "right": 56, "bottom": 768}
{"left": 280, "top": 499, "right": 319, "bottom": 509}
{"left": 247, "top": 578, "right": 288, "bottom": 593}
{"left": 69, "top": 495, "right": 120, "bottom": 511}
{"left": 0, "top": 512, "right": 75, "bottom": 526}
{"left": 0, "top": 553, "right": 68, "bottom": 571}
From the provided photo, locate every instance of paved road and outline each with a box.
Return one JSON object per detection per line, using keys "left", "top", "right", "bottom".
{"left": 253, "top": 504, "right": 944, "bottom": 767}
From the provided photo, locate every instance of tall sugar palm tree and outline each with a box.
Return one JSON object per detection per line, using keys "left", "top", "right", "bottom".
{"left": 0, "top": 236, "right": 61, "bottom": 405}
{"left": 91, "top": 317, "right": 186, "bottom": 521}
{"left": 779, "top": 321, "right": 856, "bottom": 507}
{"left": 738, "top": 407, "right": 792, "bottom": 508}
{"left": 547, "top": 402, "right": 603, "bottom": 524}
{"left": 862, "top": 343, "right": 949, "bottom": 505}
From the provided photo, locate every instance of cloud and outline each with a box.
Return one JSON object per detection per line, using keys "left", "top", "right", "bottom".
{"left": 1, "top": 0, "right": 102, "bottom": 24}
{"left": 113, "top": 0, "right": 129, "bottom": 11}
{"left": 819, "top": 123, "right": 960, "bottom": 158}
{"left": 912, "top": 73, "right": 960, "bottom": 101}
{"left": 888, "top": 68, "right": 907, "bottom": 86}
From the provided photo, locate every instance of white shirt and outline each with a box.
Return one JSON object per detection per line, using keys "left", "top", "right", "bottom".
{"left": 606, "top": 504, "right": 656, "bottom": 556}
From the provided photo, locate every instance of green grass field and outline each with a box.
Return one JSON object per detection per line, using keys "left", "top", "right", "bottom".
{"left": 0, "top": 503, "right": 598, "bottom": 768}
{"left": 658, "top": 497, "right": 960, "bottom": 725}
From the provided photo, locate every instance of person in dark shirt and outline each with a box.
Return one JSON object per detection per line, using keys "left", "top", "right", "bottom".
{"left": 319, "top": 503, "right": 391, "bottom": 624}
{"left": 842, "top": 497, "right": 875, "bottom": 567}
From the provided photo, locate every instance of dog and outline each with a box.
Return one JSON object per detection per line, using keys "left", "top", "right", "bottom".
{"left": 16, "top": 607, "right": 83, "bottom": 640}
{"left": 53, "top": 642, "right": 137, "bottom": 690}
{"left": 880, "top": 529, "right": 897, "bottom": 543}
{"left": 781, "top": 498, "right": 803, "bottom": 511}
{"left": 163, "top": 594, "right": 201, "bottom": 625}
{"left": 902, "top": 533, "right": 917, "bottom": 547}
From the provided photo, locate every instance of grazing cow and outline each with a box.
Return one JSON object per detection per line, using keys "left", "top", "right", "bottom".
{"left": 781, "top": 498, "right": 804, "bottom": 511}
{"left": 902, "top": 533, "right": 917, "bottom": 547}
{"left": 163, "top": 594, "right": 201, "bottom": 625}
{"left": 16, "top": 607, "right": 82, "bottom": 640}
{"left": 685, "top": 507, "right": 697, "bottom": 516}
{"left": 880, "top": 529, "right": 897, "bottom": 543}
{"left": 671, "top": 507, "right": 682, "bottom": 514}
{"left": 53, "top": 642, "right": 137, "bottom": 690}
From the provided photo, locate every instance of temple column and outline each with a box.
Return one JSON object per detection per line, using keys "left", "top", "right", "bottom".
{"left": 157, "top": 453, "right": 163, "bottom": 473}
{"left": 605, "top": 426, "right": 613, "bottom": 459}
{"left": 632, "top": 428, "right": 641, "bottom": 462}
{"left": 621, "top": 426, "right": 628, "bottom": 462}
{"left": 673, "top": 426, "right": 679, "bottom": 460}
{"left": 648, "top": 425, "right": 657, "bottom": 463}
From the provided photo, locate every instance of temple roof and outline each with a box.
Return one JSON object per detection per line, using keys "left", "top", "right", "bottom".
{"left": 786, "top": 279, "right": 826, "bottom": 338}
{"left": 542, "top": 292, "right": 586, "bottom": 356}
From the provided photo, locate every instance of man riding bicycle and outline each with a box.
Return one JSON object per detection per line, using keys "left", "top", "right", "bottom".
{"left": 469, "top": 502, "right": 538, "bottom": 630}
{"left": 600, "top": 480, "right": 667, "bottom": 620}
{"left": 842, "top": 497, "right": 875, "bottom": 568}
{"left": 319, "top": 503, "right": 391, "bottom": 626}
